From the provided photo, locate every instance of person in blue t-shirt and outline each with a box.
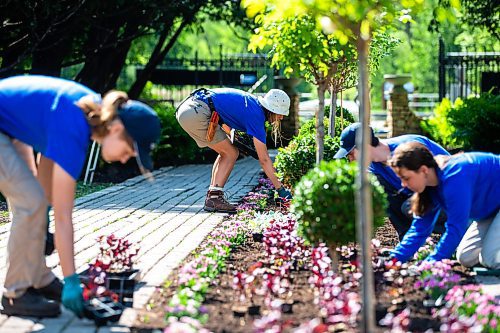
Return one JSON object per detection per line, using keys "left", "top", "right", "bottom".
{"left": 334, "top": 123, "right": 449, "bottom": 240}
{"left": 389, "top": 142, "right": 500, "bottom": 268}
{"left": 176, "top": 88, "right": 293, "bottom": 213}
{"left": 0, "top": 75, "right": 161, "bottom": 317}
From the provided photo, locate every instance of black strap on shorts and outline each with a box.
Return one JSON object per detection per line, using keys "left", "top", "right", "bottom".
{"left": 189, "top": 88, "right": 223, "bottom": 126}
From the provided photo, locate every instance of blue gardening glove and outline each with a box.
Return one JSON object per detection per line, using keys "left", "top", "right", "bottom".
{"left": 277, "top": 186, "right": 293, "bottom": 200}
{"left": 62, "top": 273, "right": 84, "bottom": 317}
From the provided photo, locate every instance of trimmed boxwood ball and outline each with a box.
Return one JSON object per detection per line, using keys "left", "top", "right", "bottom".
{"left": 292, "top": 159, "right": 387, "bottom": 247}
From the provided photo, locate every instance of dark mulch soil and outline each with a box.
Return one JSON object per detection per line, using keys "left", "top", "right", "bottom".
{"left": 133, "top": 217, "right": 475, "bottom": 333}
{"left": 373, "top": 219, "right": 475, "bottom": 332}
{"left": 131, "top": 236, "right": 317, "bottom": 332}
{"left": 203, "top": 241, "right": 317, "bottom": 333}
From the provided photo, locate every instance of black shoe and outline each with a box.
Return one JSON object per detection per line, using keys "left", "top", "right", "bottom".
{"left": 1, "top": 289, "right": 61, "bottom": 317}
{"left": 33, "top": 278, "right": 63, "bottom": 302}
{"left": 45, "top": 231, "right": 55, "bottom": 256}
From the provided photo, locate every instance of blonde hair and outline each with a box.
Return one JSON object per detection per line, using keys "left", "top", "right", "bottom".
{"left": 267, "top": 112, "right": 283, "bottom": 145}
{"left": 77, "top": 91, "right": 128, "bottom": 139}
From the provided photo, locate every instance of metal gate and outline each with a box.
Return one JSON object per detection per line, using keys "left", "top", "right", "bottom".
{"left": 439, "top": 39, "right": 500, "bottom": 101}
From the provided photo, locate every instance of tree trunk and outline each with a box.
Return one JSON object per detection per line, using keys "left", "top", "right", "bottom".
{"left": 327, "top": 243, "right": 339, "bottom": 273}
{"left": 0, "top": 40, "right": 29, "bottom": 77}
{"left": 76, "top": 22, "right": 138, "bottom": 93}
{"left": 328, "top": 86, "right": 337, "bottom": 137}
{"left": 31, "top": 32, "right": 74, "bottom": 77}
{"left": 128, "top": 19, "right": 189, "bottom": 99}
{"left": 355, "top": 34, "right": 375, "bottom": 333}
{"left": 316, "top": 84, "right": 326, "bottom": 164}
{"left": 340, "top": 90, "right": 345, "bottom": 131}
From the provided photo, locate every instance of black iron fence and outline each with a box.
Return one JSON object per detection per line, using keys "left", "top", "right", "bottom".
{"left": 439, "top": 40, "right": 500, "bottom": 101}
{"left": 161, "top": 53, "right": 270, "bottom": 71}
{"left": 136, "top": 53, "right": 275, "bottom": 104}
{"left": 140, "top": 53, "right": 273, "bottom": 87}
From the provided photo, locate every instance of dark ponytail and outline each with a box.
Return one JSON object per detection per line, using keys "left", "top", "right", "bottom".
{"left": 389, "top": 142, "right": 438, "bottom": 216}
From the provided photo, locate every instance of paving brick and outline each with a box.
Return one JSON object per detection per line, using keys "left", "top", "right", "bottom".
{"left": 0, "top": 316, "right": 37, "bottom": 333}
{"left": 34, "top": 309, "right": 75, "bottom": 332}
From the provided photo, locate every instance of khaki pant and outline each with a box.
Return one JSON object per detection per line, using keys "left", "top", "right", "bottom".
{"left": 456, "top": 209, "right": 500, "bottom": 269}
{"left": 176, "top": 97, "right": 227, "bottom": 148}
{"left": 0, "top": 132, "right": 54, "bottom": 298}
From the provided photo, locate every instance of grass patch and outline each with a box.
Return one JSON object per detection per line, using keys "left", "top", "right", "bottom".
{"left": 0, "top": 182, "right": 112, "bottom": 202}
{"left": 75, "top": 182, "right": 113, "bottom": 199}
{"left": 0, "top": 182, "right": 113, "bottom": 227}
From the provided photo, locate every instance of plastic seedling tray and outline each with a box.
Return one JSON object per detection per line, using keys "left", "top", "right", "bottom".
{"left": 83, "top": 297, "right": 124, "bottom": 326}
{"left": 231, "top": 130, "right": 258, "bottom": 159}
{"left": 80, "top": 268, "right": 140, "bottom": 307}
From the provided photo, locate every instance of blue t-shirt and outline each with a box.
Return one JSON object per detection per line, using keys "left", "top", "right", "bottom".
{"left": 369, "top": 135, "right": 449, "bottom": 196}
{"left": 0, "top": 75, "right": 95, "bottom": 179}
{"left": 392, "top": 152, "right": 500, "bottom": 262}
{"left": 194, "top": 88, "right": 267, "bottom": 143}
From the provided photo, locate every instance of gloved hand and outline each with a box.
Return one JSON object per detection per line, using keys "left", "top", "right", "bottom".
{"left": 376, "top": 254, "right": 399, "bottom": 269}
{"left": 62, "top": 273, "right": 84, "bottom": 317}
{"left": 277, "top": 186, "right": 293, "bottom": 200}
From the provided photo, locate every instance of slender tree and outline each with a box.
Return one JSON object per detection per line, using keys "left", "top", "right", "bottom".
{"left": 248, "top": 14, "right": 396, "bottom": 163}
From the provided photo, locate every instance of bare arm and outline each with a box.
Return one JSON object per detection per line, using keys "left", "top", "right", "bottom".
{"left": 253, "top": 137, "right": 283, "bottom": 189}
{"left": 37, "top": 156, "right": 54, "bottom": 204}
{"left": 51, "top": 163, "right": 77, "bottom": 277}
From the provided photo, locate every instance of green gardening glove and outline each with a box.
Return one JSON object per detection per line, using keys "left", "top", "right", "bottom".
{"left": 62, "top": 273, "right": 84, "bottom": 317}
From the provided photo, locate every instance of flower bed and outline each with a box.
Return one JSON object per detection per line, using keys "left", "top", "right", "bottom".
{"left": 131, "top": 178, "right": 499, "bottom": 333}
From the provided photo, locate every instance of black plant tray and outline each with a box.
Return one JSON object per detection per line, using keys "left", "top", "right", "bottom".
{"left": 84, "top": 297, "right": 124, "bottom": 326}
{"left": 233, "top": 131, "right": 258, "bottom": 159}
{"left": 80, "top": 268, "right": 140, "bottom": 307}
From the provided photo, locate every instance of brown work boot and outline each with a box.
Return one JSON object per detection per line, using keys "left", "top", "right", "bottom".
{"left": 204, "top": 190, "right": 237, "bottom": 213}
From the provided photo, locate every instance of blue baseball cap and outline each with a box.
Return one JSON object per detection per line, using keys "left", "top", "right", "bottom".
{"left": 118, "top": 100, "right": 161, "bottom": 174}
{"left": 333, "top": 122, "right": 379, "bottom": 159}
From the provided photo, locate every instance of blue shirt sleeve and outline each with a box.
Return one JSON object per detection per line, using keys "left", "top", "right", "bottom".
{"left": 427, "top": 175, "right": 472, "bottom": 261}
{"left": 391, "top": 206, "right": 440, "bottom": 262}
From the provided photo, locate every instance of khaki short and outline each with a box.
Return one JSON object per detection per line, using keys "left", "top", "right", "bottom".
{"left": 176, "top": 98, "right": 228, "bottom": 148}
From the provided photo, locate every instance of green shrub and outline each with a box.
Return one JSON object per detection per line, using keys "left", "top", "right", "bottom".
{"left": 420, "top": 98, "right": 461, "bottom": 150}
{"left": 292, "top": 159, "right": 387, "bottom": 247}
{"left": 274, "top": 116, "right": 353, "bottom": 188}
{"left": 421, "top": 94, "right": 500, "bottom": 153}
{"left": 324, "top": 105, "right": 356, "bottom": 124}
{"left": 152, "top": 103, "right": 215, "bottom": 167}
{"left": 448, "top": 94, "right": 500, "bottom": 153}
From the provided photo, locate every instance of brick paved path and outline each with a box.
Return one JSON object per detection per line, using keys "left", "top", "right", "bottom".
{"left": 0, "top": 157, "right": 262, "bottom": 333}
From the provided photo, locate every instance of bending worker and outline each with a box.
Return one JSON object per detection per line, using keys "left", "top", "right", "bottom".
{"left": 176, "top": 88, "right": 293, "bottom": 213}
{"left": 389, "top": 142, "right": 500, "bottom": 268}
{"left": 334, "top": 123, "right": 449, "bottom": 240}
{"left": 0, "top": 75, "right": 161, "bottom": 317}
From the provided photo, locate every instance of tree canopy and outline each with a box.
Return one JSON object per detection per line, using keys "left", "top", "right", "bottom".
{"left": 0, "top": 0, "right": 252, "bottom": 96}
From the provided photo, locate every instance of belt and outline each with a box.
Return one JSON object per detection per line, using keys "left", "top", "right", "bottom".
{"left": 189, "top": 88, "right": 222, "bottom": 142}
